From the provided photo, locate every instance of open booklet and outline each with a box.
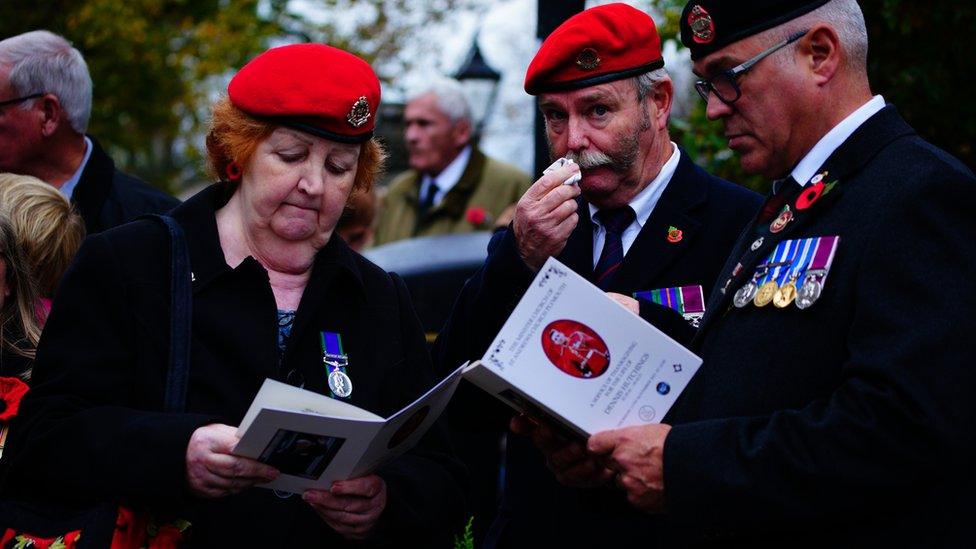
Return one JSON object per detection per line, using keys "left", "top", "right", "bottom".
{"left": 233, "top": 363, "right": 465, "bottom": 494}
{"left": 463, "top": 257, "right": 702, "bottom": 438}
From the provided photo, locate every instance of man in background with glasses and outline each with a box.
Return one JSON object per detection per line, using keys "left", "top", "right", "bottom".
{"left": 0, "top": 30, "right": 178, "bottom": 234}
{"left": 554, "top": 0, "right": 976, "bottom": 546}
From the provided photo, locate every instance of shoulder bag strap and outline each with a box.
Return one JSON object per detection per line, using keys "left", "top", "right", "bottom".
{"left": 141, "top": 214, "right": 193, "bottom": 414}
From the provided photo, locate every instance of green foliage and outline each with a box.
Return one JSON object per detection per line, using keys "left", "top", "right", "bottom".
{"left": 860, "top": 0, "right": 975, "bottom": 168}
{"left": 453, "top": 516, "right": 474, "bottom": 549}
{"left": 0, "top": 0, "right": 473, "bottom": 193}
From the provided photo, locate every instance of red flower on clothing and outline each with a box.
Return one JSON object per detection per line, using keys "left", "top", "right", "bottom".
{"left": 796, "top": 181, "right": 825, "bottom": 210}
{"left": 0, "top": 377, "right": 29, "bottom": 421}
{"left": 465, "top": 206, "right": 489, "bottom": 227}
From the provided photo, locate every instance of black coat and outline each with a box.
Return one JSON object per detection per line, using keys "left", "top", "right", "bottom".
{"left": 1, "top": 184, "right": 467, "bottom": 547}
{"left": 72, "top": 136, "right": 180, "bottom": 234}
{"left": 659, "top": 106, "right": 976, "bottom": 547}
{"left": 433, "top": 150, "right": 762, "bottom": 548}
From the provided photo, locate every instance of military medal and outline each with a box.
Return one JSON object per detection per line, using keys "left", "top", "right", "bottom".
{"left": 321, "top": 331, "right": 352, "bottom": 399}
{"left": 753, "top": 281, "right": 778, "bottom": 307}
{"left": 328, "top": 370, "right": 353, "bottom": 398}
{"left": 773, "top": 275, "right": 798, "bottom": 308}
{"left": 772, "top": 237, "right": 816, "bottom": 308}
{"left": 733, "top": 270, "right": 763, "bottom": 308}
{"left": 795, "top": 236, "right": 839, "bottom": 309}
{"left": 634, "top": 285, "right": 705, "bottom": 326}
{"left": 769, "top": 205, "right": 793, "bottom": 233}
{"left": 796, "top": 270, "right": 824, "bottom": 309}
{"left": 751, "top": 239, "right": 797, "bottom": 307}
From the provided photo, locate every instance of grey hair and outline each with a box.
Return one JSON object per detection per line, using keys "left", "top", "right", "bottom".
{"left": 0, "top": 30, "right": 93, "bottom": 134}
{"left": 768, "top": 0, "right": 869, "bottom": 72}
{"left": 633, "top": 67, "right": 671, "bottom": 102}
{"left": 405, "top": 76, "right": 472, "bottom": 125}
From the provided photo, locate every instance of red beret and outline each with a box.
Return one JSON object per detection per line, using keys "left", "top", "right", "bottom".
{"left": 524, "top": 3, "right": 664, "bottom": 96}
{"left": 228, "top": 43, "right": 381, "bottom": 144}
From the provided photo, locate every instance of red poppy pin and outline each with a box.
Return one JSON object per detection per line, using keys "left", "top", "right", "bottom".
{"left": 796, "top": 172, "right": 838, "bottom": 211}
{"left": 465, "top": 206, "right": 491, "bottom": 228}
{"left": 667, "top": 226, "right": 683, "bottom": 243}
{"left": 0, "top": 377, "right": 30, "bottom": 421}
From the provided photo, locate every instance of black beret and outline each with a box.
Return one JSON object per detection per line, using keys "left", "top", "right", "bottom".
{"left": 680, "top": 0, "right": 829, "bottom": 60}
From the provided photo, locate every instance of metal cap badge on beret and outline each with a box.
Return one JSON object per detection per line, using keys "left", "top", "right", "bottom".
{"left": 228, "top": 43, "right": 381, "bottom": 144}
{"left": 524, "top": 3, "right": 664, "bottom": 96}
{"left": 680, "top": 0, "right": 829, "bottom": 61}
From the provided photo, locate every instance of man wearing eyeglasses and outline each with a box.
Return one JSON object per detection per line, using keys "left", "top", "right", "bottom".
{"left": 0, "top": 30, "right": 178, "bottom": 234}
{"left": 574, "top": 0, "right": 976, "bottom": 546}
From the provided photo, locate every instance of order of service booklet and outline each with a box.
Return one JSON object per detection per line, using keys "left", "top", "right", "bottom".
{"left": 233, "top": 363, "right": 465, "bottom": 494}
{"left": 463, "top": 257, "right": 702, "bottom": 438}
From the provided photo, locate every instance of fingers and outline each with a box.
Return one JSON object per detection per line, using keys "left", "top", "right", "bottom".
{"left": 206, "top": 452, "right": 279, "bottom": 482}
{"left": 525, "top": 164, "right": 581, "bottom": 201}
{"left": 305, "top": 476, "right": 387, "bottom": 540}
{"left": 606, "top": 293, "right": 640, "bottom": 315}
{"left": 185, "top": 423, "right": 279, "bottom": 498}
{"left": 587, "top": 428, "right": 620, "bottom": 456}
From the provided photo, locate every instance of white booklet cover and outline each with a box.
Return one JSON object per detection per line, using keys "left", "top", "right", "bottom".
{"left": 233, "top": 363, "right": 465, "bottom": 494}
{"left": 463, "top": 257, "right": 702, "bottom": 438}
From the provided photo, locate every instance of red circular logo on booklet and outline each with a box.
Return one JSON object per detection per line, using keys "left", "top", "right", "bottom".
{"left": 541, "top": 320, "right": 611, "bottom": 379}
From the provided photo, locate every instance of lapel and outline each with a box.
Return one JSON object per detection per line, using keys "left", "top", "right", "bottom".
{"left": 696, "top": 105, "right": 917, "bottom": 337}
{"left": 426, "top": 148, "right": 485, "bottom": 223}
{"left": 557, "top": 197, "right": 597, "bottom": 279}
{"left": 611, "top": 150, "right": 707, "bottom": 293}
{"left": 71, "top": 136, "right": 116, "bottom": 234}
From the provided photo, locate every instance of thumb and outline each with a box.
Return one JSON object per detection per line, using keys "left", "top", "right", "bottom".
{"left": 587, "top": 430, "right": 618, "bottom": 456}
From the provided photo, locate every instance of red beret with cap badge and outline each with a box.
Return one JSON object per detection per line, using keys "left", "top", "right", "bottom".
{"left": 228, "top": 43, "right": 381, "bottom": 144}
{"left": 524, "top": 3, "right": 664, "bottom": 96}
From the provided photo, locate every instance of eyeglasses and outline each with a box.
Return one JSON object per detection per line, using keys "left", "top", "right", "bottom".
{"left": 695, "top": 30, "right": 809, "bottom": 105}
{"left": 0, "top": 92, "right": 44, "bottom": 110}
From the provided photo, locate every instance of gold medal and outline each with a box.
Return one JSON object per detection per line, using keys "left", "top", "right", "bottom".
{"left": 753, "top": 281, "right": 778, "bottom": 307}
{"left": 773, "top": 279, "right": 797, "bottom": 308}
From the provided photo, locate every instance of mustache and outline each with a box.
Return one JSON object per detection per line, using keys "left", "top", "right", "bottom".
{"left": 562, "top": 149, "right": 613, "bottom": 170}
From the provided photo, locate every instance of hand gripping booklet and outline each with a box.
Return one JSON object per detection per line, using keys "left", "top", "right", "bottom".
{"left": 463, "top": 257, "right": 702, "bottom": 438}
{"left": 234, "top": 364, "right": 465, "bottom": 494}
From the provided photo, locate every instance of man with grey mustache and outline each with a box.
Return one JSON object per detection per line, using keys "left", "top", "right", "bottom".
{"left": 431, "top": 4, "right": 763, "bottom": 547}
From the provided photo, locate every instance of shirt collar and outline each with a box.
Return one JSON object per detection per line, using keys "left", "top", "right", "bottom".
{"left": 423, "top": 144, "right": 472, "bottom": 197}
{"left": 790, "top": 95, "right": 885, "bottom": 186}
{"left": 59, "top": 136, "right": 93, "bottom": 200}
{"left": 589, "top": 142, "right": 680, "bottom": 227}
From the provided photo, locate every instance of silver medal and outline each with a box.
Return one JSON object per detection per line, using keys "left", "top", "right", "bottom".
{"left": 750, "top": 237, "right": 764, "bottom": 251}
{"left": 795, "top": 271, "right": 824, "bottom": 309}
{"left": 733, "top": 280, "right": 759, "bottom": 308}
{"left": 328, "top": 370, "right": 353, "bottom": 398}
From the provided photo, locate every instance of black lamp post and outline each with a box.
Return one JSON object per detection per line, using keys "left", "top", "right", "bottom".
{"left": 453, "top": 33, "right": 502, "bottom": 138}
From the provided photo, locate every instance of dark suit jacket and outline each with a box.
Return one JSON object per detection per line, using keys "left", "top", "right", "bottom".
{"left": 433, "top": 149, "right": 762, "bottom": 548}
{"left": 2, "top": 183, "right": 466, "bottom": 547}
{"left": 72, "top": 136, "right": 180, "bottom": 234}
{"left": 659, "top": 106, "right": 976, "bottom": 547}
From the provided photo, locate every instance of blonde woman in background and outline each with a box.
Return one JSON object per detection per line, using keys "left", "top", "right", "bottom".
{"left": 0, "top": 213, "right": 40, "bottom": 380}
{"left": 0, "top": 173, "right": 85, "bottom": 317}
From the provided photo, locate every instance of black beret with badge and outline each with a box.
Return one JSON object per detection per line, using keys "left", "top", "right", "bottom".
{"left": 680, "top": 0, "right": 830, "bottom": 60}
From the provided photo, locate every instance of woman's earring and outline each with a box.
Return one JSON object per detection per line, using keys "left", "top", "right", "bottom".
{"left": 226, "top": 161, "right": 242, "bottom": 182}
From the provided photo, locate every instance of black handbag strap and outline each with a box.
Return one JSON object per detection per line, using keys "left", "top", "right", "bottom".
{"left": 142, "top": 214, "right": 193, "bottom": 414}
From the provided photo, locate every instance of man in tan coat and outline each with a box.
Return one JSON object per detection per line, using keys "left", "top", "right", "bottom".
{"left": 373, "top": 77, "right": 530, "bottom": 246}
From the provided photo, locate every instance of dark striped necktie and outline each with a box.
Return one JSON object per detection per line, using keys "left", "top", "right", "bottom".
{"left": 593, "top": 206, "right": 636, "bottom": 290}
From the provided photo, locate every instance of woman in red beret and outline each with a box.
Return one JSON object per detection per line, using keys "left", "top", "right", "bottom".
{"left": 1, "top": 44, "right": 466, "bottom": 547}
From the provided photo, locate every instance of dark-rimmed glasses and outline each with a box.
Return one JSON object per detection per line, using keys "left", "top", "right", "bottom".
{"left": 0, "top": 92, "right": 44, "bottom": 110}
{"left": 695, "top": 30, "right": 809, "bottom": 105}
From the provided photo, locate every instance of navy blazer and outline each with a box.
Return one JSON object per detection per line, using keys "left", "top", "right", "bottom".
{"left": 660, "top": 107, "right": 976, "bottom": 547}
{"left": 433, "top": 149, "right": 762, "bottom": 548}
